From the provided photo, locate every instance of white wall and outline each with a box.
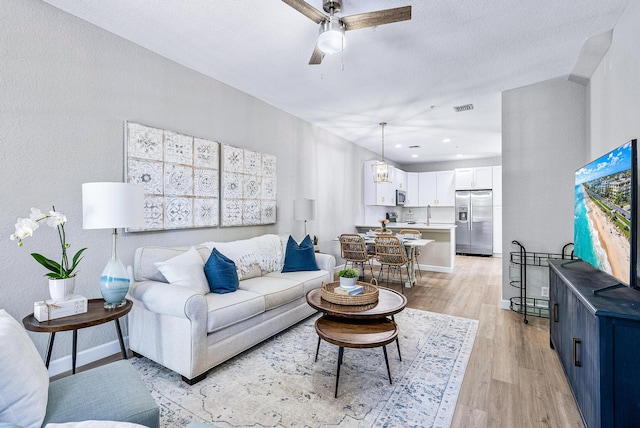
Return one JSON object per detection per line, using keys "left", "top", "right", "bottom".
{"left": 0, "top": 0, "right": 376, "bottom": 364}
{"left": 589, "top": 0, "right": 640, "bottom": 156}
{"left": 501, "top": 79, "right": 587, "bottom": 301}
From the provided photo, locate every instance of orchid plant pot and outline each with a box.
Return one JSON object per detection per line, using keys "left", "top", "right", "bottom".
{"left": 48, "top": 277, "right": 75, "bottom": 302}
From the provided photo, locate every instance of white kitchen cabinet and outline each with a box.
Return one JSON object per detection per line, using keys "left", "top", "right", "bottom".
{"left": 418, "top": 172, "right": 437, "bottom": 206}
{"left": 363, "top": 160, "right": 396, "bottom": 206}
{"left": 436, "top": 170, "right": 456, "bottom": 206}
{"left": 406, "top": 172, "right": 420, "bottom": 206}
{"left": 455, "top": 166, "right": 493, "bottom": 189}
{"left": 418, "top": 170, "right": 455, "bottom": 206}
{"left": 394, "top": 169, "right": 407, "bottom": 191}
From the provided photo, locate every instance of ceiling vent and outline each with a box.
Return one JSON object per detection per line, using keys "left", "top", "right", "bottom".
{"left": 453, "top": 104, "right": 474, "bottom": 112}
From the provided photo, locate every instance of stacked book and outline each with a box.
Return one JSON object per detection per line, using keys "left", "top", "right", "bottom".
{"left": 334, "top": 285, "right": 364, "bottom": 296}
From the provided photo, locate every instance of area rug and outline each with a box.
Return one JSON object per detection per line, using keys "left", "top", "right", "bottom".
{"left": 130, "top": 308, "right": 478, "bottom": 428}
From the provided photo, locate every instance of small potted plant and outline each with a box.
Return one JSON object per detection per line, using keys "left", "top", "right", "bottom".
{"left": 10, "top": 206, "right": 87, "bottom": 301}
{"left": 337, "top": 267, "right": 359, "bottom": 289}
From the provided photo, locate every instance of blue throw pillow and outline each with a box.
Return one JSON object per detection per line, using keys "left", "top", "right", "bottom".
{"left": 204, "top": 248, "right": 239, "bottom": 294}
{"left": 282, "top": 235, "right": 320, "bottom": 272}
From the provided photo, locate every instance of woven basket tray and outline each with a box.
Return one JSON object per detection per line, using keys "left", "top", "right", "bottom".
{"left": 320, "top": 280, "right": 379, "bottom": 306}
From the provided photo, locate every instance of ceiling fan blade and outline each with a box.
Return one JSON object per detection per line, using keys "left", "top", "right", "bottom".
{"left": 342, "top": 6, "right": 412, "bottom": 31}
{"left": 309, "top": 44, "right": 325, "bottom": 65}
{"left": 282, "top": 0, "right": 327, "bottom": 24}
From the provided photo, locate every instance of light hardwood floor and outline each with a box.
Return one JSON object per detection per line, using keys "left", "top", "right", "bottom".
{"left": 392, "top": 255, "right": 584, "bottom": 428}
{"left": 61, "top": 255, "right": 584, "bottom": 427}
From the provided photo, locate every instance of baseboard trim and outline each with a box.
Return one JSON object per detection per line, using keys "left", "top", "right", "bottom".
{"left": 500, "top": 299, "right": 511, "bottom": 310}
{"left": 47, "top": 337, "right": 129, "bottom": 377}
{"left": 419, "top": 264, "right": 454, "bottom": 274}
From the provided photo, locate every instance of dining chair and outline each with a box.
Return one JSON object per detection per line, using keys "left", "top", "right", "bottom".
{"left": 374, "top": 235, "right": 410, "bottom": 294}
{"left": 339, "top": 234, "right": 374, "bottom": 279}
{"left": 399, "top": 229, "right": 423, "bottom": 278}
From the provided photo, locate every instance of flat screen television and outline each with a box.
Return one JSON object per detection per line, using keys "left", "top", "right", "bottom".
{"left": 573, "top": 139, "right": 638, "bottom": 292}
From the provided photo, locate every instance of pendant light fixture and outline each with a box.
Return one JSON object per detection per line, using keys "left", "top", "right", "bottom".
{"left": 371, "top": 122, "right": 395, "bottom": 183}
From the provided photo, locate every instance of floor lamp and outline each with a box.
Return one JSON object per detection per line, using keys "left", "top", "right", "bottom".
{"left": 293, "top": 198, "right": 317, "bottom": 237}
{"left": 82, "top": 182, "right": 145, "bottom": 309}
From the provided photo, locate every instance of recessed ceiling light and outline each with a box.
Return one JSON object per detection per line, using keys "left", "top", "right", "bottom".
{"left": 394, "top": 144, "right": 402, "bottom": 148}
{"left": 443, "top": 138, "right": 451, "bottom": 143}
{"left": 411, "top": 154, "right": 418, "bottom": 158}
{"left": 456, "top": 154, "right": 463, "bottom": 158}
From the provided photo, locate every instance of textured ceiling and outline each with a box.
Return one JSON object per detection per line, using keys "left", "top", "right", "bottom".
{"left": 43, "top": 0, "right": 629, "bottom": 164}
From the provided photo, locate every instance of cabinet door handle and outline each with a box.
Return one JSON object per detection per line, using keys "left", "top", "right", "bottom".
{"left": 552, "top": 302, "right": 559, "bottom": 322}
{"left": 572, "top": 337, "right": 581, "bottom": 367}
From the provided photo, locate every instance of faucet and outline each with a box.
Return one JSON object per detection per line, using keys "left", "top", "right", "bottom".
{"left": 427, "top": 205, "right": 431, "bottom": 225}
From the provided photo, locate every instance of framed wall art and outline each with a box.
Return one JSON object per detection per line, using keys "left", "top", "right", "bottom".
{"left": 220, "top": 144, "right": 277, "bottom": 227}
{"left": 125, "top": 122, "right": 220, "bottom": 231}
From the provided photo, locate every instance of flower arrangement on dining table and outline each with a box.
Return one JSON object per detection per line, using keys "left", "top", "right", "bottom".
{"left": 379, "top": 218, "right": 390, "bottom": 232}
{"left": 10, "top": 207, "right": 87, "bottom": 280}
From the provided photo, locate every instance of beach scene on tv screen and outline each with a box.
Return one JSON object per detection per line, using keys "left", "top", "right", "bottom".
{"left": 574, "top": 142, "right": 632, "bottom": 283}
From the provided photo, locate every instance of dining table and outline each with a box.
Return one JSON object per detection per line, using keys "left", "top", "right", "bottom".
{"left": 360, "top": 233, "right": 434, "bottom": 288}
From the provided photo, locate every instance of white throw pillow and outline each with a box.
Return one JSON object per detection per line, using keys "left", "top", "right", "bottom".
{"left": 0, "top": 309, "right": 49, "bottom": 428}
{"left": 154, "top": 246, "right": 210, "bottom": 294}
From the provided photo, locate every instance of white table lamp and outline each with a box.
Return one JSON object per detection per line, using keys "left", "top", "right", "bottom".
{"left": 293, "top": 198, "right": 317, "bottom": 237}
{"left": 82, "top": 182, "right": 145, "bottom": 309}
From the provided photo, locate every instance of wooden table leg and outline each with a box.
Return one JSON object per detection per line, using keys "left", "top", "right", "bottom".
{"left": 335, "top": 346, "right": 344, "bottom": 398}
{"left": 383, "top": 345, "right": 392, "bottom": 384}
{"left": 72, "top": 329, "right": 77, "bottom": 374}
{"left": 114, "top": 319, "right": 128, "bottom": 360}
{"left": 391, "top": 315, "right": 402, "bottom": 361}
{"left": 45, "top": 332, "right": 55, "bottom": 368}
{"left": 315, "top": 336, "right": 321, "bottom": 362}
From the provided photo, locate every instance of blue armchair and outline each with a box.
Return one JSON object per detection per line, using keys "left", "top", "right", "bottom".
{"left": 0, "top": 309, "right": 159, "bottom": 427}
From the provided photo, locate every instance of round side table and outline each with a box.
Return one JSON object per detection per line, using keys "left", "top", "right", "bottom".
{"left": 23, "top": 298, "right": 132, "bottom": 374}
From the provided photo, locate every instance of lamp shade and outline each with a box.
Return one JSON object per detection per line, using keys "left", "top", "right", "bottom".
{"left": 82, "top": 182, "right": 145, "bottom": 229}
{"left": 293, "top": 199, "right": 317, "bottom": 221}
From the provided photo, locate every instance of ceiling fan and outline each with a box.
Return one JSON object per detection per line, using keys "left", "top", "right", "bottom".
{"left": 282, "top": 0, "right": 412, "bottom": 64}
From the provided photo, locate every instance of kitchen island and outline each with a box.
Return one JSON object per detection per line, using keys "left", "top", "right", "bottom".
{"left": 355, "top": 223, "right": 456, "bottom": 273}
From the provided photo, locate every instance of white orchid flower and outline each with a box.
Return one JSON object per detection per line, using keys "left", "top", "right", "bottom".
{"left": 10, "top": 217, "right": 39, "bottom": 246}
{"left": 47, "top": 210, "right": 67, "bottom": 228}
{"left": 29, "top": 207, "right": 47, "bottom": 222}
{"left": 9, "top": 205, "right": 87, "bottom": 279}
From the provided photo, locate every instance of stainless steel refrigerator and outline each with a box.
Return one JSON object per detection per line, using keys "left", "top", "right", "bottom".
{"left": 455, "top": 190, "right": 493, "bottom": 255}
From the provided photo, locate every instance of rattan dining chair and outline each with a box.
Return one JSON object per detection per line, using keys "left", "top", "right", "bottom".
{"left": 374, "top": 235, "right": 410, "bottom": 294}
{"left": 399, "top": 229, "right": 423, "bottom": 278}
{"left": 339, "top": 234, "right": 374, "bottom": 279}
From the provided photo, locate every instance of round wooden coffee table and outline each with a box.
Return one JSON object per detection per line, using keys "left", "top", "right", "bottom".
{"left": 306, "top": 286, "right": 407, "bottom": 397}
{"left": 306, "top": 286, "right": 407, "bottom": 319}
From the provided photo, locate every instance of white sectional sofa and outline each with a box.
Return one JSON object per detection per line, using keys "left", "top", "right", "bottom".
{"left": 128, "top": 234, "right": 335, "bottom": 384}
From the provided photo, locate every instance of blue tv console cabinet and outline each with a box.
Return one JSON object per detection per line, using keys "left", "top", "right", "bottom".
{"left": 549, "top": 260, "right": 640, "bottom": 428}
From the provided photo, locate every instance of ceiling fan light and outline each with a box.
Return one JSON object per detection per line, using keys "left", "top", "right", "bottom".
{"left": 318, "top": 17, "right": 345, "bottom": 54}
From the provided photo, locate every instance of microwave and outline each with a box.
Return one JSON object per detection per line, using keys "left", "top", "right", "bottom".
{"left": 396, "top": 190, "right": 406, "bottom": 206}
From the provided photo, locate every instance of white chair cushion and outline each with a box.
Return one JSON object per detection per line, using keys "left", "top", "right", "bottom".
{"left": 154, "top": 246, "right": 210, "bottom": 294}
{"left": 0, "top": 309, "right": 49, "bottom": 428}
